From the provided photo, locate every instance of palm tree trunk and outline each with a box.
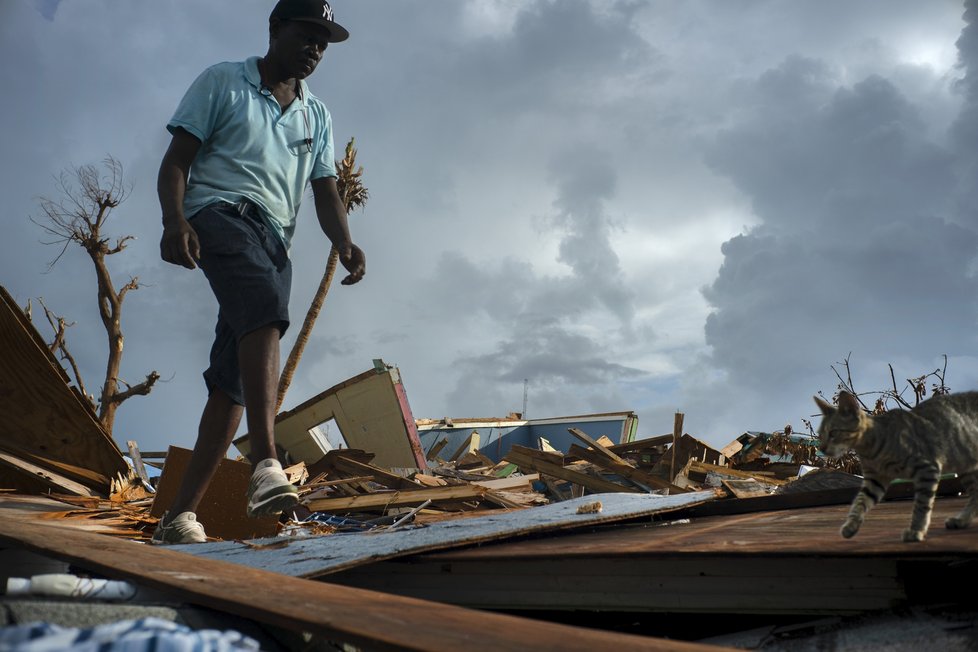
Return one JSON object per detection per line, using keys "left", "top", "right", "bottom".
{"left": 276, "top": 245, "right": 339, "bottom": 412}
{"left": 276, "top": 137, "right": 366, "bottom": 412}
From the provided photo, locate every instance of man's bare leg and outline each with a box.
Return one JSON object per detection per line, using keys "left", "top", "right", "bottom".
{"left": 163, "top": 388, "right": 243, "bottom": 520}
{"left": 238, "top": 324, "right": 281, "bottom": 465}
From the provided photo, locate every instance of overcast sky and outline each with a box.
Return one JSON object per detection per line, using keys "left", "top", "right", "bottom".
{"left": 2, "top": 0, "right": 976, "bottom": 455}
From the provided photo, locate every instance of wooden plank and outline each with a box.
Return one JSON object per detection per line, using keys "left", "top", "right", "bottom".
{"left": 411, "top": 473, "right": 449, "bottom": 487}
{"left": 0, "top": 286, "right": 129, "bottom": 494}
{"left": 425, "top": 437, "right": 448, "bottom": 461}
{"left": 721, "top": 478, "right": 772, "bottom": 499}
{"left": 606, "top": 434, "right": 674, "bottom": 453}
{"left": 567, "top": 444, "right": 689, "bottom": 493}
{"left": 0, "top": 517, "right": 724, "bottom": 652}
{"left": 325, "top": 454, "right": 424, "bottom": 491}
{"left": 448, "top": 431, "right": 480, "bottom": 462}
{"left": 504, "top": 445, "right": 640, "bottom": 495}
{"left": 470, "top": 474, "right": 539, "bottom": 491}
{"left": 126, "top": 440, "right": 152, "bottom": 488}
{"left": 185, "top": 491, "right": 716, "bottom": 579}
{"left": 689, "top": 460, "right": 786, "bottom": 486}
{"left": 567, "top": 427, "right": 631, "bottom": 465}
{"left": 0, "top": 452, "right": 93, "bottom": 496}
{"left": 670, "top": 412, "right": 684, "bottom": 481}
{"left": 304, "top": 485, "right": 488, "bottom": 512}
{"left": 0, "top": 440, "right": 110, "bottom": 487}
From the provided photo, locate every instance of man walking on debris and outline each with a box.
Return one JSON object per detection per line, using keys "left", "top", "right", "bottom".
{"left": 154, "top": 0, "right": 365, "bottom": 544}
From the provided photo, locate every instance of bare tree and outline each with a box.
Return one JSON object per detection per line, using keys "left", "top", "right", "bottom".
{"left": 827, "top": 352, "right": 950, "bottom": 413}
{"left": 32, "top": 156, "right": 159, "bottom": 434}
{"left": 277, "top": 138, "right": 369, "bottom": 411}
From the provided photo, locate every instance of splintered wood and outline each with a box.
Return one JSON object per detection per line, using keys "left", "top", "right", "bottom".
{"left": 293, "top": 448, "right": 548, "bottom": 527}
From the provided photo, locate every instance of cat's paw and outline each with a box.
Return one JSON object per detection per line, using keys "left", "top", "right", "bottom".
{"left": 902, "top": 528, "right": 926, "bottom": 542}
{"left": 840, "top": 521, "right": 860, "bottom": 538}
{"left": 946, "top": 515, "right": 971, "bottom": 530}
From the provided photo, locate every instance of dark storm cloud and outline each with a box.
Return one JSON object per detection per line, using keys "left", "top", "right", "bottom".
{"left": 431, "top": 146, "right": 642, "bottom": 416}
{"left": 710, "top": 58, "right": 956, "bottom": 231}
{"left": 548, "top": 150, "right": 636, "bottom": 326}
{"left": 950, "top": 0, "right": 978, "bottom": 219}
{"left": 697, "top": 27, "right": 978, "bottom": 430}
{"left": 3, "top": 0, "right": 972, "bottom": 453}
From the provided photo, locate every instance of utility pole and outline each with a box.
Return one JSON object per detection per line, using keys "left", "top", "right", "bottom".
{"left": 522, "top": 378, "right": 528, "bottom": 419}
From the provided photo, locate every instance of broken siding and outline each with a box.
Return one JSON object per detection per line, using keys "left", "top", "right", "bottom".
{"left": 235, "top": 363, "right": 426, "bottom": 469}
{"left": 418, "top": 412, "right": 639, "bottom": 463}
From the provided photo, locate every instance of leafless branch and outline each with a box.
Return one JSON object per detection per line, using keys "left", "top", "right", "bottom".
{"left": 36, "top": 298, "right": 91, "bottom": 405}
{"left": 110, "top": 371, "right": 160, "bottom": 404}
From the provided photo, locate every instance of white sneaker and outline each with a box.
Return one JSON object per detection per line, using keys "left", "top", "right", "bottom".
{"left": 151, "top": 511, "right": 207, "bottom": 544}
{"left": 246, "top": 458, "right": 299, "bottom": 518}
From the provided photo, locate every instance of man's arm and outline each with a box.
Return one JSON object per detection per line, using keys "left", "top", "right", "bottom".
{"left": 311, "top": 176, "right": 365, "bottom": 285}
{"left": 158, "top": 128, "right": 203, "bottom": 269}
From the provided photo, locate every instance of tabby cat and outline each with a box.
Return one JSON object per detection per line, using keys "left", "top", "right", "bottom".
{"left": 814, "top": 390, "right": 978, "bottom": 542}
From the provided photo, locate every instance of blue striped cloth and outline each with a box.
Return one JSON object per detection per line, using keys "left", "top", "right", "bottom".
{"left": 0, "top": 617, "right": 261, "bottom": 651}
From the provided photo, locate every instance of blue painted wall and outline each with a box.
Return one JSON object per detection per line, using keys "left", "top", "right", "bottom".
{"left": 418, "top": 415, "right": 636, "bottom": 463}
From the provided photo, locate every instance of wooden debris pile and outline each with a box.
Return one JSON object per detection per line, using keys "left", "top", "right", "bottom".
{"left": 486, "top": 423, "right": 821, "bottom": 502}
{"left": 281, "top": 448, "right": 548, "bottom": 532}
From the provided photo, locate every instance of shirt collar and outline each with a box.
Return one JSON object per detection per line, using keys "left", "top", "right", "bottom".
{"left": 244, "top": 56, "right": 308, "bottom": 108}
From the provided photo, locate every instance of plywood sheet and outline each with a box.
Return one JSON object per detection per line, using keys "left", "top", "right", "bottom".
{"left": 0, "top": 286, "right": 129, "bottom": 493}
{"left": 179, "top": 491, "right": 715, "bottom": 578}
{"left": 150, "top": 446, "right": 278, "bottom": 540}
{"left": 427, "top": 495, "right": 978, "bottom": 561}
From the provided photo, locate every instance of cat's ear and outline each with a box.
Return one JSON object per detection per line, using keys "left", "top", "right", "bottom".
{"left": 814, "top": 395, "right": 835, "bottom": 415}
{"left": 837, "top": 391, "right": 861, "bottom": 416}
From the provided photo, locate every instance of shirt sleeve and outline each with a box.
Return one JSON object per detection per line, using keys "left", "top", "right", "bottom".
{"left": 166, "top": 65, "right": 224, "bottom": 143}
{"left": 310, "top": 107, "right": 337, "bottom": 180}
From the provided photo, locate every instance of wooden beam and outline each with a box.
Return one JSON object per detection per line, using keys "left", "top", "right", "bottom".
{"left": 0, "top": 451, "right": 93, "bottom": 496}
{"left": 504, "top": 446, "right": 640, "bottom": 495}
{"left": 688, "top": 460, "right": 786, "bottom": 486}
{"left": 425, "top": 437, "right": 449, "bottom": 462}
{"left": 126, "top": 440, "right": 152, "bottom": 488}
{"left": 606, "top": 434, "right": 674, "bottom": 454}
{"left": 567, "top": 445, "right": 690, "bottom": 494}
{"left": 0, "top": 440, "right": 110, "bottom": 488}
{"left": 325, "top": 454, "right": 423, "bottom": 491}
{"left": 449, "top": 431, "right": 480, "bottom": 462}
{"left": 0, "top": 518, "right": 718, "bottom": 652}
{"left": 567, "top": 428, "right": 631, "bottom": 466}
{"left": 470, "top": 474, "right": 539, "bottom": 491}
{"left": 721, "top": 478, "right": 772, "bottom": 499}
{"left": 670, "top": 412, "right": 684, "bottom": 482}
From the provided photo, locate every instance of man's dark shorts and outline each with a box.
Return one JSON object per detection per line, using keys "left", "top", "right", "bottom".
{"left": 189, "top": 201, "right": 291, "bottom": 406}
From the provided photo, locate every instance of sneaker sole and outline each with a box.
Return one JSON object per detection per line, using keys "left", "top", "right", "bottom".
{"left": 247, "top": 489, "right": 299, "bottom": 518}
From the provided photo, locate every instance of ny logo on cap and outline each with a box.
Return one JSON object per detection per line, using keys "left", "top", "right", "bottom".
{"left": 323, "top": 2, "right": 333, "bottom": 20}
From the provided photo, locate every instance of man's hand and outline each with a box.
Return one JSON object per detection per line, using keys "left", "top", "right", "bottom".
{"left": 338, "top": 243, "right": 365, "bottom": 285}
{"left": 160, "top": 219, "right": 201, "bottom": 269}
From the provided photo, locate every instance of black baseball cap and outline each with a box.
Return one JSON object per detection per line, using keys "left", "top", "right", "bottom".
{"left": 270, "top": 0, "right": 349, "bottom": 43}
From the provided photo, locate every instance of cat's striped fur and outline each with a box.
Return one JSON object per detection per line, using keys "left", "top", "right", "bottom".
{"left": 814, "top": 390, "right": 978, "bottom": 542}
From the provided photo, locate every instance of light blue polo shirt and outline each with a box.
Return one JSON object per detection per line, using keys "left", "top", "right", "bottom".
{"left": 167, "top": 56, "right": 337, "bottom": 247}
